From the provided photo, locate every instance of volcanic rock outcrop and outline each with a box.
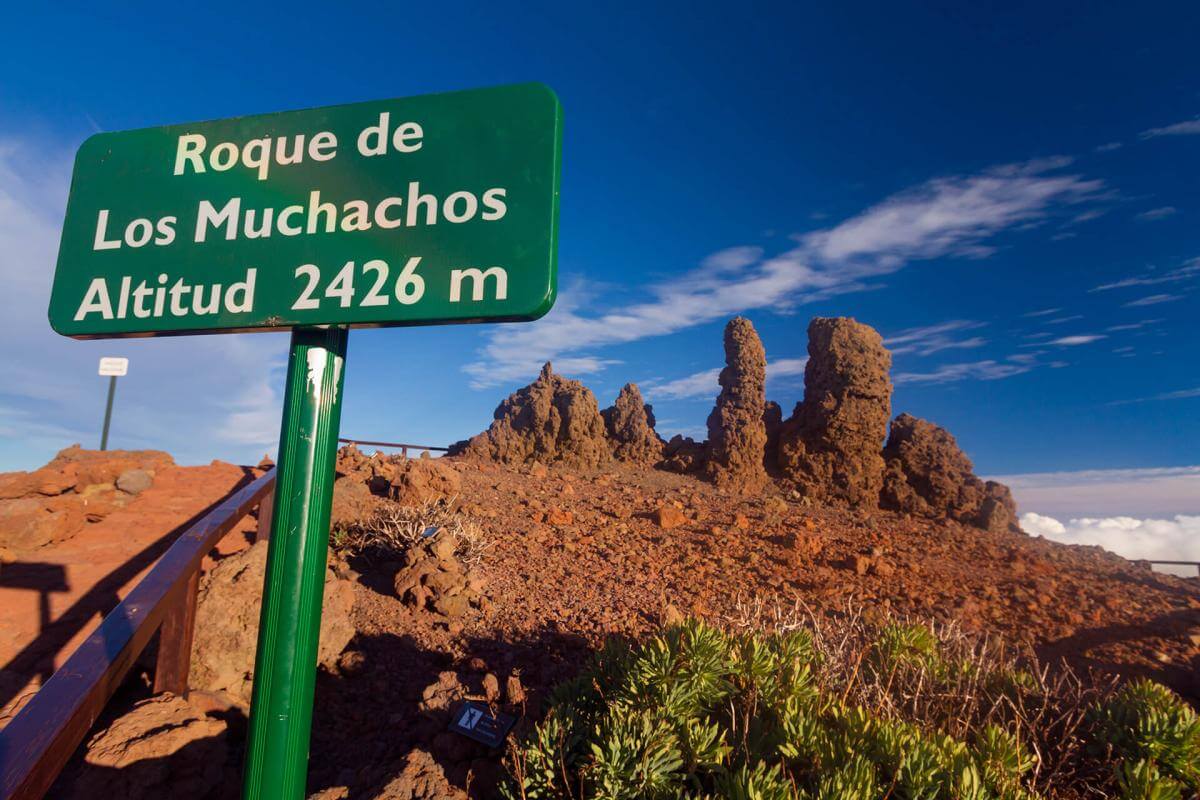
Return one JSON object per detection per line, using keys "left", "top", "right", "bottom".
{"left": 601, "top": 383, "right": 664, "bottom": 464}
{"left": 393, "top": 531, "right": 485, "bottom": 620}
{"left": 64, "top": 694, "right": 231, "bottom": 800}
{"left": 763, "top": 401, "right": 783, "bottom": 469}
{"left": 189, "top": 540, "right": 355, "bottom": 706}
{"left": 777, "top": 317, "right": 892, "bottom": 506}
{"left": 331, "top": 445, "right": 461, "bottom": 530}
{"left": 704, "top": 317, "right": 769, "bottom": 492}
{"left": 452, "top": 362, "right": 611, "bottom": 468}
{"left": 660, "top": 435, "right": 707, "bottom": 474}
{"left": 881, "top": 413, "right": 1019, "bottom": 533}
{"left": 0, "top": 445, "right": 173, "bottom": 551}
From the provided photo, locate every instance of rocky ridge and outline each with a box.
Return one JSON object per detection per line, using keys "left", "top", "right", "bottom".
{"left": 456, "top": 315, "right": 1016, "bottom": 530}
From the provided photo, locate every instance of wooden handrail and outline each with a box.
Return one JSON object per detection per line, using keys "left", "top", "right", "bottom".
{"left": 0, "top": 469, "right": 277, "bottom": 800}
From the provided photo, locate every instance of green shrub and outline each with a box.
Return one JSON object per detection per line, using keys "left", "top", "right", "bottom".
{"left": 503, "top": 619, "right": 1041, "bottom": 799}
{"left": 504, "top": 615, "right": 1199, "bottom": 799}
{"left": 1090, "top": 678, "right": 1200, "bottom": 794}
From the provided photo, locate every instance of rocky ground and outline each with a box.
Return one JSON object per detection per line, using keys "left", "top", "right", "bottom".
{"left": 6, "top": 314, "right": 1198, "bottom": 799}
{"left": 31, "top": 452, "right": 1197, "bottom": 800}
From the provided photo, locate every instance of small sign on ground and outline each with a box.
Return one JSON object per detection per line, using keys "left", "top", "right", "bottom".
{"left": 450, "top": 700, "right": 517, "bottom": 749}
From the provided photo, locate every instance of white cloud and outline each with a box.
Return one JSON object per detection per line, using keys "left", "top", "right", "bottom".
{"left": 1092, "top": 259, "right": 1200, "bottom": 291}
{"left": 769, "top": 357, "right": 809, "bottom": 378}
{"left": 1048, "top": 334, "right": 1105, "bottom": 346}
{"left": 1021, "top": 512, "right": 1200, "bottom": 577}
{"left": 1023, "top": 308, "right": 1062, "bottom": 317}
{"left": 644, "top": 356, "right": 810, "bottom": 401}
{"left": 1124, "top": 293, "right": 1183, "bottom": 307}
{"left": 894, "top": 358, "right": 1035, "bottom": 385}
{"left": 885, "top": 320, "right": 986, "bottom": 356}
{"left": 1093, "top": 141, "right": 1123, "bottom": 153}
{"left": 464, "top": 158, "right": 1103, "bottom": 386}
{"left": 1140, "top": 118, "right": 1200, "bottom": 139}
{"left": 1134, "top": 206, "right": 1178, "bottom": 222}
{"left": 0, "top": 137, "right": 289, "bottom": 469}
{"left": 1108, "top": 386, "right": 1200, "bottom": 406}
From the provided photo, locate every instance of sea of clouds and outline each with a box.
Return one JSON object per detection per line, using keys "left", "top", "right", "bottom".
{"left": 1020, "top": 512, "right": 1200, "bottom": 576}
{"left": 996, "top": 466, "right": 1200, "bottom": 577}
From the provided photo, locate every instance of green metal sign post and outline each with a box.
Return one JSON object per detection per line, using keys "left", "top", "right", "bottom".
{"left": 50, "top": 82, "right": 561, "bottom": 799}
{"left": 243, "top": 326, "right": 347, "bottom": 799}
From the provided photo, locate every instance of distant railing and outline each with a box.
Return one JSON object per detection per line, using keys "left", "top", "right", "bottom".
{"left": 338, "top": 437, "right": 450, "bottom": 458}
{"left": 1143, "top": 560, "right": 1200, "bottom": 577}
{"left": 0, "top": 469, "right": 277, "bottom": 800}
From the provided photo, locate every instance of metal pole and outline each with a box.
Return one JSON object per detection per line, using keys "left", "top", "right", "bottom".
{"left": 99, "top": 375, "right": 117, "bottom": 451}
{"left": 243, "top": 327, "right": 348, "bottom": 800}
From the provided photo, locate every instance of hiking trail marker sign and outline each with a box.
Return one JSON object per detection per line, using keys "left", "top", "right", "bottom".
{"left": 49, "top": 83, "right": 561, "bottom": 800}
{"left": 50, "top": 82, "right": 561, "bottom": 337}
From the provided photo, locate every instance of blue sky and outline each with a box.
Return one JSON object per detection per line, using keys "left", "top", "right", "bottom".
{"left": 0, "top": 3, "right": 1197, "bottom": 535}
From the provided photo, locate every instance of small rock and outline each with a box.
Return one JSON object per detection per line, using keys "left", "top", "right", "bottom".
{"left": 654, "top": 505, "right": 687, "bottom": 530}
{"left": 117, "top": 470, "right": 153, "bottom": 494}
{"left": 482, "top": 673, "right": 501, "bottom": 704}
{"left": 505, "top": 673, "right": 526, "bottom": 705}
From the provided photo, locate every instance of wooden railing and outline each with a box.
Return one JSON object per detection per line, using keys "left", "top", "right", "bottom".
{"left": 338, "top": 437, "right": 450, "bottom": 458}
{"left": 0, "top": 469, "right": 276, "bottom": 800}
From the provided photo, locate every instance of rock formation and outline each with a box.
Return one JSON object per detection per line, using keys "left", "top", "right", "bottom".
{"left": 0, "top": 446, "right": 173, "bottom": 552}
{"left": 880, "top": 413, "right": 1018, "bottom": 532}
{"left": 330, "top": 445, "right": 461, "bottom": 530}
{"left": 763, "top": 400, "right": 783, "bottom": 469}
{"left": 189, "top": 540, "right": 355, "bottom": 706}
{"left": 777, "top": 317, "right": 891, "bottom": 506}
{"left": 451, "top": 362, "right": 611, "bottom": 468}
{"left": 659, "top": 435, "right": 707, "bottom": 474}
{"left": 64, "top": 694, "right": 231, "bottom": 800}
{"left": 601, "top": 383, "right": 664, "bottom": 464}
{"left": 393, "top": 531, "right": 485, "bottom": 620}
{"left": 704, "top": 317, "right": 769, "bottom": 492}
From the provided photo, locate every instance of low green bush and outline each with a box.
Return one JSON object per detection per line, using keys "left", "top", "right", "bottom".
{"left": 502, "top": 616, "right": 1198, "bottom": 800}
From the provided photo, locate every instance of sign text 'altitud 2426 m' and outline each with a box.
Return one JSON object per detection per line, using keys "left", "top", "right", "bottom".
{"left": 49, "top": 83, "right": 562, "bottom": 338}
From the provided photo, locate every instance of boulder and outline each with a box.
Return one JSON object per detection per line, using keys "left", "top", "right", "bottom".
{"left": 704, "top": 317, "right": 769, "bottom": 492}
{"left": 329, "top": 476, "right": 382, "bottom": 532}
{"left": 330, "top": 445, "right": 460, "bottom": 532}
{"left": 0, "top": 496, "right": 86, "bottom": 550}
{"left": 777, "top": 317, "right": 892, "bottom": 506}
{"left": 880, "top": 413, "right": 1019, "bottom": 533}
{"left": 451, "top": 362, "right": 611, "bottom": 468}
{"left": 659, "top": 435, "right": 707, "bottom": 474}
{"left": 393, "top": 532, "right": 484, "bottom": 620}
{"left": 601, "top": 383, "right": 664, "bottom": 464}
{"left": 116, "top": 469, "right": 153, "bottom": 495}
{"left": 190, "top": 540, "right": 355, "bottom": 706}
{"left": 386, "top": 457, "right": 461, "bottom": 506}
{"left": 63, "top": 694, "right": 230, "bottom": 800}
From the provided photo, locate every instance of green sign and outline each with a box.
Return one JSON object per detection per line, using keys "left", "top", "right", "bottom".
{"left": 50, "top": 83, "right": 562, "bottom": 338}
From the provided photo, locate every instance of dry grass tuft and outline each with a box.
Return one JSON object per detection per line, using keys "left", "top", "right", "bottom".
{"left": 332, "top": 495, "right": 493, "bottom": 566}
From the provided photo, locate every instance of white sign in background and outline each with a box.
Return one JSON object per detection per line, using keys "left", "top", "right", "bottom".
{"left": 98, "top": 356, "right": 129, "bottom": 377}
